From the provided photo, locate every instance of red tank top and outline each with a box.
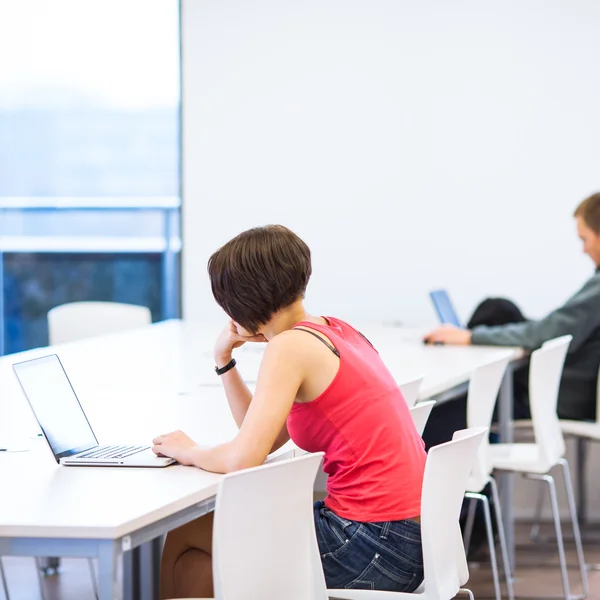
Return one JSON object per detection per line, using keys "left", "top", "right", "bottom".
{"left": 286, "top": 317, "right": 426, "bottom": 522}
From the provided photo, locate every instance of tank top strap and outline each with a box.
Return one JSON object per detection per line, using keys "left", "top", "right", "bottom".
{"left": 293, "top": 325, "right": 341, "bottom": 357}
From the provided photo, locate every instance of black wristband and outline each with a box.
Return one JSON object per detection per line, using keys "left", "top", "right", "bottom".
{"left": 215, "top": 358, "right": 236, "bottom": 376}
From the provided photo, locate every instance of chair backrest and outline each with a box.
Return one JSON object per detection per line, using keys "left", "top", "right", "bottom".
{"left": 530, "top": 336, "right": 572, "bottom": 468}
{"left": 421, "top": 427, "right": 487, "bottom": 600}
{"left": 465, "top": 355, "right": 511, "bottom": 490}
{"left": 47, "top": 301, "right": 151, "bottom": 344}
{"left": 399, "top": 376, "right": 424, "bottom": 408}
{"left": 409, "top": 400, "right": 436, "bottom": 436}
{"left": 213, "top": 452, "right": 327, "bottom": 600}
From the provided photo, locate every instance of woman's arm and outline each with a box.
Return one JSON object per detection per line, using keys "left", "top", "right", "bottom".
{"left": 219, "top": 366, "right": 290, "bottom": 452}
{"left": 213, "top": 322, "right": 264, "bottom": 428}
{"left": 214, "top": 324, "right": 290, "bottom": 449}
{"left": 153, "top": 331, "right": 302, "bottom": 472}
{"left": 219, "top": 365, "right": 253, "bottom": 429}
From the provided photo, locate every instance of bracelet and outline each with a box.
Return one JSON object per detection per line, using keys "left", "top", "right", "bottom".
{"left": 215, "top": 358, "right": 236, "bottom": 376}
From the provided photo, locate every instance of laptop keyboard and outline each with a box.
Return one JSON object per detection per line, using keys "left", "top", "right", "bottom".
{"left": 77, "top": 445, "right": 151, "bottom": 459}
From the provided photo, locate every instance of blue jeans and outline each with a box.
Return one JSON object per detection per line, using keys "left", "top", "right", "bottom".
{"left": 314, "top": 501, "right": 424, "bottom": 591}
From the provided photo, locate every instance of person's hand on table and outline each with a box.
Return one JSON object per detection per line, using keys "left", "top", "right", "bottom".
{"left": 152, "top": 430, "right": 199, "bottom": 465}
{"left": 214, "top": 320, "right": 267, "bottom": 367}
{"left": 422, "top": 324, "right": 472, "bottom": 346}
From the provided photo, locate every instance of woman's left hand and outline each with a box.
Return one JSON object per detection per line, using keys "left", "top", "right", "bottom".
{"left": 152, "top": 430, "right": 199, "bottom": 465}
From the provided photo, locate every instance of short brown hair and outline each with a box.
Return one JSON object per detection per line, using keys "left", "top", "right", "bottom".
{"left": 208, "top": 225, "right": 312, "bottom": 333}
{"left": 574, "top": 192, "right": 600, "bottom": 234}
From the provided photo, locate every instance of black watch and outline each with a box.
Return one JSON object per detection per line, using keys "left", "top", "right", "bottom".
{"left": 215, "top": 358, "right": 237, "bottom": 376}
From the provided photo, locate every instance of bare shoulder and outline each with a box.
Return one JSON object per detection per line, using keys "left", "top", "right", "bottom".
{"left": 258, "top": 330, "right": 309, "bottom": 379}
{"left": 266, "top": 329, "right": 308, "bottom": 353}
{"left": 265, "top": 328, "right": 330, "bottom": 359}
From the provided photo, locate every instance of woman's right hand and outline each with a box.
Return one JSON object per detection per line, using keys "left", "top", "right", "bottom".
{"left": 214, "top": 321, "right": 267, "bottom": 366}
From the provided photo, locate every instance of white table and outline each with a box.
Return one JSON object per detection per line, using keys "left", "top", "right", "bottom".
{"left": 0, "top": 320, "right": 523, "bottom": 598}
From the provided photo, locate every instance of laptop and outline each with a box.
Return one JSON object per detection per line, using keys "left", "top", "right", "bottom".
{"left": 429, "top": 289, "right": 462, "bottom": 327}
{"left": 12, "top": 354, "right": 175, "bottom": 467}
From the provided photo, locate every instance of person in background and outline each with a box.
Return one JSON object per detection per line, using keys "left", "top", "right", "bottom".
{"left": 424, "top": 192, "right": 600, "bottom": 433}
{"left": 422, "top": 192, "right": 600, "bottom": 557}
{"left": 153, "top": 225, "right": 427, "bottom": 598}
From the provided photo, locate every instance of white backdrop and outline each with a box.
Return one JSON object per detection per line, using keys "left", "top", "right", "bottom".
{"left": 181, "top": 0, "right": 600, "bottom": 519}
{"left": 181, "top": 0, "right": 600, "bottom": 327}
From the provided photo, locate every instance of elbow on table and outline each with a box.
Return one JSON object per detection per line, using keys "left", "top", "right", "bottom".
{"left": 222, "top": 447, "right": 267, "bottom": 474}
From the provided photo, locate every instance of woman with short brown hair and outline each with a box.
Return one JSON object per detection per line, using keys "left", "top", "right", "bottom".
{"left": 154, "top": 225, "right": 426, "bottom": 598}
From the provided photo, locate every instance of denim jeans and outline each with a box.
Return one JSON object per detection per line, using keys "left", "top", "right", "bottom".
{"left": 314, "top": 501, "right": 424, "bottom": 591}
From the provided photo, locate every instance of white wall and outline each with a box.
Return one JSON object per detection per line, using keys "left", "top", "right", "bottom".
{"left": 182, "top": 0, "right": 600, "bottom": 327}
{"left": 182, "top": 1, "right": 600, "bottom": 518}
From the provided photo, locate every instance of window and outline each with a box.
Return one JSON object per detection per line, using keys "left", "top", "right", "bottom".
{"left": 0, "top": 0, "right": 181, "bottom": 354}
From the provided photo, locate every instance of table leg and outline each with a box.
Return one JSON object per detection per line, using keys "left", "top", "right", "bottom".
{"left": 123, "top": 546, "right": 140, "bottom": 600}
{"left": 0, "top": 558, "right": 9, "bottom": 600}
{"left": 123, "top": 538, "right": 161, "bottom": 600}
{"left": 498, "top": 366, "right": 515, "bottom": 572}
{"left": 98, "top": 540, "right": 120, "bottom": 600}
{"left": 140, "top": 537, "right": 162, "bottom": 600}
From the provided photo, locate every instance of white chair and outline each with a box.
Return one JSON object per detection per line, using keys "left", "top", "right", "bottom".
{"left": 169, "top": 452, "right": 327, "bottom": 600}
{"left": 530, "top": 365, "right": 600, "bottom": 540}
{"left": 489, "top": 336, "right": 588, "bottom": 600}
{"left": 328, "top": 426, "right": 488, "bottom": 600}
{"left": 460, "top": 356, "right": 514, "bottom": 600}
{"left": 409, "top": 401, "right": 436, "bottom": 436}
{"left": 399, "top": 376, "right": 424, "bottom": 408}
{"left": 47, "top": 301, "right": 151, "bottom": 345}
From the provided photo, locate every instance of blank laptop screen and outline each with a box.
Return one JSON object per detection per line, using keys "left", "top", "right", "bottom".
{"left": 429, "top": 290, "right": 462, "bottom": 327}
{"left": 13, "top": 355, "right": 97, "bottom": 460}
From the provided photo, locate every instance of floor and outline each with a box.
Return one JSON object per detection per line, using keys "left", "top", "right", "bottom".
{"left": 467, "top": 522, "right": 600, "bottom": 599}
{"left": 1, "top": 524, "right": 598, "bottom": 600}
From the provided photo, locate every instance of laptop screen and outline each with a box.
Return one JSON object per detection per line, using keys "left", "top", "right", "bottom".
{"left": 429, "top": 289, "right": 462, "bottom": 327}
{"left": 13, "top": 355, "right": 98, "bottom": 461}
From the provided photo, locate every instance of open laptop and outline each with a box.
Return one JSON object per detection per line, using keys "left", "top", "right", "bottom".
{"left": 12, "top": 354, "right": 174, "bottom": 467}
{"left": 429, "top": 289, "right": 462, "bottom": 327}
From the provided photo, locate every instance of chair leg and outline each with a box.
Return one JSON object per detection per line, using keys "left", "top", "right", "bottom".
{"left": 463, "top": 496, "right": 478, "bottom": 556}
{"left": 88, "top": 558, "right": 99, "bottom": 600}
{"left": 574, "top": 440, "right": 588, "bottom": 526}
{"left": 459, "top": 588, "right": 475, "bottom": 600}
{"left": 0, "top": 558, "right": 9, "bottom": 600}
{"left": 466, "top": 492, "right": 502, "bottom": 600}
{"left": 529, "top": 479, "right": 546, "bottom": 542}
{"left": 490, "top": 477, "right": 515, "bottom": 600}
{"left": 37, "top": 557, "right": 60, "bottom": 575}
{"left": 558, "top": 458, "right": 589, "bottom": 598}
{"left": 526, "top": 473, "right": 571, "bottom": 600}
